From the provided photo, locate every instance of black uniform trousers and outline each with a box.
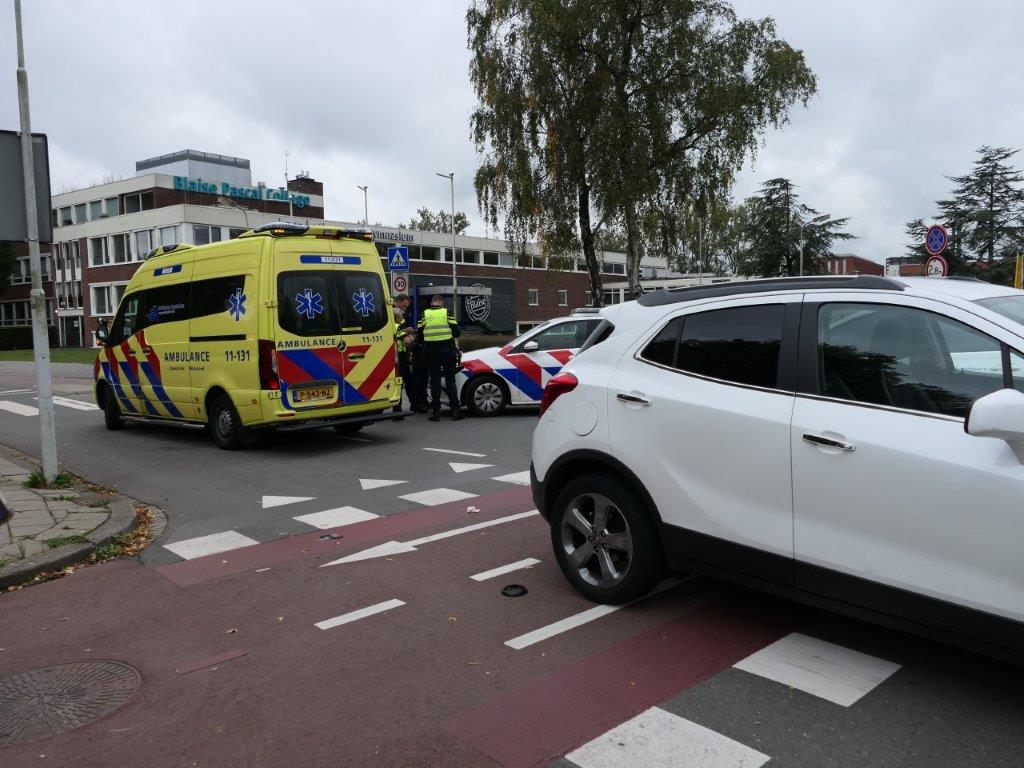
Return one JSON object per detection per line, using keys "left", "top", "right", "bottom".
{"left": 424, "top": 341, "right": 460, "bottom": 412}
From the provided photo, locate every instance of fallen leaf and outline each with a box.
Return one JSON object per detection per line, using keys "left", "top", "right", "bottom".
{"left": 226, "top": 628, "right": 237, "bottom": 635}
{"left": 466, "top": 661, "right": 481, "bottom": 666}
{"left": 59, "top": 617, "right": 70, "bottom": 622}
{"left": 221, "top": 560, "right": 228, "bottom": 564}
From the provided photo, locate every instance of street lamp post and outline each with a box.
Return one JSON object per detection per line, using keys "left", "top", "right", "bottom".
{"left": 13, "top": 0, "right": 57, "bottom": 483}
{"left": 799, "top": 214, "right": 831, "bottom": 276}
{"left": 217, "top": 196, "right": 250, "bottom": 231}
{"left": 436, "top": 172, "right": 457, "bottom": 321}
{"left": 357, "top": 185, "right": 368, "bottom": 225}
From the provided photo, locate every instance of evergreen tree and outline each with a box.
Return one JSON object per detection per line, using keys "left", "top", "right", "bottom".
{"left": 737, "top": 178, "right": 853, "bottom": 276}
{"left": 947, "top": 146, "right": 1024, "bottom": 264}
{"left": 903, "top": 218, "right": 930, "bottom": 262}
{"left": 405, "top": 207, "right": 470, "bottom": 236}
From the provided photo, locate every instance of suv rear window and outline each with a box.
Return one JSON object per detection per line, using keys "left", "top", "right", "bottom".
{"left": 640, "top": 305, "right": 785, "bottom": 389}
{"left": 278, "top": 270, "right": 387, "bottom": 337}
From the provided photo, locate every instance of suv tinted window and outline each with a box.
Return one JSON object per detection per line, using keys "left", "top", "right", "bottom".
{"left": 676, "top": 305, "right": 785, "bottom": 388}
{"left": 139, "top": 283, "right": 189, "bottom": 330}
{"left": 641, "top": 317, "right": 683, "bottom": 367}
{"left": 190, "top": 275, "right": 246, "bottom": 320}
{"left": 818, "top": 303, "right": 1006, "bottom": 418}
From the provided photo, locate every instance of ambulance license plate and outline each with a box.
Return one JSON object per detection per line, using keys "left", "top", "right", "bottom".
{"left": 292, "top": 385, "right": 335, "bottom": 404}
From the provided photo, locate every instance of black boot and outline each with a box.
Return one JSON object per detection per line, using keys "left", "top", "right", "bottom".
{"left": 428, "top": 409, "right": 440, "bottom": 422}
{"left": 450, "top": 408, "right": 464, "bottom": 422}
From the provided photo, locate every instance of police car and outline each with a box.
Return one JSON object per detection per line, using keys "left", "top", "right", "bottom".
{"left": 456, "top": 312, "right": 602, "bottom": 416}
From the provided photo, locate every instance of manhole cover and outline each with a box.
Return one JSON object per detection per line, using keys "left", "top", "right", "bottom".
{"left": 0, "top": 660, "right": 140, "bottom": 746}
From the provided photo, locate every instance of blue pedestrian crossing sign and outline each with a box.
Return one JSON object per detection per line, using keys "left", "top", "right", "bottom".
{"left": 386, "top": 245, "right": 409, "bottom": 271}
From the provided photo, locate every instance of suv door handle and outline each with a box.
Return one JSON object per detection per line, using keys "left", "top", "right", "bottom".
{"left": 802, "top": 433, "right": 856, "bottom": 452}
{"left": 617, "top": 392, "right": 651, "bottom": 406}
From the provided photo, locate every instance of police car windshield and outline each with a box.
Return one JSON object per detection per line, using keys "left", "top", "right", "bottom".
{"left": 976, "top": 295, "right": 1024, "bottom": 327}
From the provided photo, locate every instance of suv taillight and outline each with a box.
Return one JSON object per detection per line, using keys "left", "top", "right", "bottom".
{"left": 539, "top": 372, "right": 578, "bottom": 416}
{"left": 258, "top": 340, "right": 279, "bottom": 390}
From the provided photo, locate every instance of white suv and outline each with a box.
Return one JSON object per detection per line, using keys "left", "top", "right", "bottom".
{"left": 531, "top": 275, "right": 1024, "bottom": 659}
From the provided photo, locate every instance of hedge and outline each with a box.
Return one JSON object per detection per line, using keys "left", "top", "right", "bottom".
{"left": 0, "top": 326, "right": 59, "bottom": 351}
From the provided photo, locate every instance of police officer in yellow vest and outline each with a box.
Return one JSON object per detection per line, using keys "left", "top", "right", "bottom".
{"left": 417, "top": 294, "right": 463, "bottom": 422}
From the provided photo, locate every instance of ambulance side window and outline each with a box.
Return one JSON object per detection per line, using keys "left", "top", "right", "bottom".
{"left": 139, "top": 283, "right": 190, "bottom": 331}
{"left": 337, "top": 272, "right": 386, "bottom": 333}
{"left": 111, "top": 293, "right": 141, "bottom": 343}
{"left": 278, "top": 271, "right": 340, "bottom": 337}
{"left": 190, "top": 275, "right": 246, "bottom": 320}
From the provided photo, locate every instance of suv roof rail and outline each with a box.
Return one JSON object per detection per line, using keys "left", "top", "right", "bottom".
{"left": 636, "top": 275, "right": 905, "bottom": 307}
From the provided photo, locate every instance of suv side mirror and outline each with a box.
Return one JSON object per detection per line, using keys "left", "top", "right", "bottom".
{"left": 522, "top": 340, "right": 539, "bottom": 353}
{"left": 966, "top": 388, "right": 1024, "bottom": 443}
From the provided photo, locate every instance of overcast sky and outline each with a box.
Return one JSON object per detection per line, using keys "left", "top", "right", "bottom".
{"left": 2, "top": 0, "right": 1023, "bottom": 263}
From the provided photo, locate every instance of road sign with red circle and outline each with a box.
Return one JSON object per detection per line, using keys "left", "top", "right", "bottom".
{"left": 925, "top": 254, "right": 949, "bottom": 277}
{"left": 390, "top": 272, "right": 409, "bottom": 294}
{"left": 925, "top": 224, "right": 948, "bottom": 256}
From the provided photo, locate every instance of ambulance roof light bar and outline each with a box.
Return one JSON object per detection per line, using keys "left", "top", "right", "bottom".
{"left": 243, "top": 223, "right": 374, "bottom": 241}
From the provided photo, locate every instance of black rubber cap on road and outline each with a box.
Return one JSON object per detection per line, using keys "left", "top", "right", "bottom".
{"left": 501, "top": 584, "right": 528, "bottom": 597}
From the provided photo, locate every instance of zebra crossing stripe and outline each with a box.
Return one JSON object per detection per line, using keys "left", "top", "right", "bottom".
{"left": 0, "top": 400, "right": 39, "bottom": 417}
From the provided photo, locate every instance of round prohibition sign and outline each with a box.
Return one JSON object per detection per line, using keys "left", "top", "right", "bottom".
{"left": 925, "top": 224, "right": 948, "bottom": 256}
{"left": 391, "top": 273, "right": 409, "bottom": 294}
{"left": 925, "top": 254, "right": 949, "bottom": 277}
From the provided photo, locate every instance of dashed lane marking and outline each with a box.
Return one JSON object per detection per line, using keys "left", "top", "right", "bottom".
{"left": 399, "top": 487, "right": 478, "bottom": 506}
{"left": 0, "top": 400, "right": 39, "bottom": 417}
{"left": 733, "top": 632, "right": 901, "bottom": 707}
{"left": 470, "top": 557, "right": 541, "bottom": 581}
{"left": 293, "top": 506, "right": 379, "bottom": 530}
{"left": 41, "top": 396, "right": 99, "bottom": 411}
{"left": 0, "top": 389, "right": 32, "bottom": 395}
{"left": 423, "top": 447, "right": 487, "bottom": 458}
{"left": 261, "top": 495, "right": 315, "bottom": 509}
{"left": 315, "top": 598, "right": 405, "bottom": 630}
{"left": 505, "top": 578, "right": 686, "bottom": 650}
{"left": 449, "top": 462, "right": 494, "bottom": 473}
{"left": 321, "top": 510, "right": 540, "bottom": 567}
{"left": 163, "top": 531, "right": 259, "bottom": 560}
{"left": 359, "top": 478, "right": 407, "bottom": 490}
{"left": 566, "top": 707, "right": 770, "bottom": 768}
{"left": 492, "top": 471, "right": 531, "bottom": 485}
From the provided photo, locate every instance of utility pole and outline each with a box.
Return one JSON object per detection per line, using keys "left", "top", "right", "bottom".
{"left": 284, "top": 148, "right": 292, "bottom": 217}
{"left": 14, "top": 0, "right": 57, "bottom": 482}
{"left": 436, "top": 172, "right": 458, "bottom": 321}
{"left": 357, "top": 185, "right": 368, "bottom": 224}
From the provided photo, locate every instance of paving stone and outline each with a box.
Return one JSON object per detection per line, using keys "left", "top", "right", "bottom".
{"left": 0, "top": 525, "right": 10, "bottom": 545}
{"left": 61, "top": 511, "right": 110, "bottom": 529}
{"left": 0, "top": 538, "right": 45, "bottom": 560}
{"left": 36, "top": 489, "right": 80, "bottom": 499}
{"left": 8, "top": 500, "right": 49, "bottom": 513}
{"left": 0, "top": 458, "right": 31, "bottom": 475}
{"left": 37, "top": 526, "right": 85, "bottom": 542}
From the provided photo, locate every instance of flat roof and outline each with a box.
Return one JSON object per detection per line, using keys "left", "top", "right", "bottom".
{"left": 136, "top": 150, "right": 251, "bottom": 172}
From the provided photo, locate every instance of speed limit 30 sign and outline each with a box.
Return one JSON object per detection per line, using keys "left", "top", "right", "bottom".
{"left": 390, "top": 272, "right": 409, "bottom": 294}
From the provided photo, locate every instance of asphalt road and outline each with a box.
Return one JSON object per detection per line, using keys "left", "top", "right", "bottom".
{"left": 1, "top": 361, "right": 1023, "bottom": 766}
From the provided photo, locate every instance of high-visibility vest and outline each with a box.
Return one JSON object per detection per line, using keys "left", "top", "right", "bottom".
{"left": 419, "top": 307, "right": 455, "bottom": 343}
{"left": 394, "top": 321, "right": 406, "bottom": 353}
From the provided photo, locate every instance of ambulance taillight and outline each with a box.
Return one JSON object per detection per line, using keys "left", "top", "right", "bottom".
{"left": 258, "top": 340, "right": 279, "bottom": 390}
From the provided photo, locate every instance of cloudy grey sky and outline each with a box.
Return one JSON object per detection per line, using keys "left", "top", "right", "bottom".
{"left": 2, "top": 0, "right": 1022, "bottom": 263}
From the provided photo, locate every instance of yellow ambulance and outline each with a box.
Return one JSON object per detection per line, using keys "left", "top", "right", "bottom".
{"left": 93, "top": 222, "right": 405, "bottom": 448}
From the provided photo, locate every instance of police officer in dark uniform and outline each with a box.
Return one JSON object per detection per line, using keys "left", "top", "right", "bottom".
{"left": 393, "top": 293, "right": 427, "bottom": 412}
{"left": 417, "top": 294, "right": 463, "bottom": 422}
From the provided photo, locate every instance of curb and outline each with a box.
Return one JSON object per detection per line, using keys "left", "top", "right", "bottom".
{"left": 0, "top": 498, "right": 137, "bottom": 590}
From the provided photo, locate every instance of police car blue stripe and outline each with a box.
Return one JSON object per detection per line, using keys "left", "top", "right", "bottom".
{"left": 497, "top": 367, "right": 544, "bottom": 402}
{"left": 299, "top": 255, "right": 361, "bottom": 265}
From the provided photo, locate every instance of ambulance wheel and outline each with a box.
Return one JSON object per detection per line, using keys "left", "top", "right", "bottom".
{"left": 333, "top": 423, "right": 365, "bottom": 435}
{"left": 465, "top": 376, "right": 508, "bottom": 417}
{"left": 208, "top": 394, "right": 255, "bottom": 450}
{"left": 101, "top": 386, "right": 124, "bottom": 431}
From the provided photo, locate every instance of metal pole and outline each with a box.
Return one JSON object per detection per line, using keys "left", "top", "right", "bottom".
{"left": 14, "top": 0, "right": 57, "bottom": 483}
{"left": 285, "top": 148, "right": 292, "bottom": 218}
{"left": 357, "top": 185, "right": 368, "bottom": 224}
{"left": 799, "top": 221, "right": 805, "bottom": 277}
{"left": 437, "top": 172, "right": 457, "bottom": 321}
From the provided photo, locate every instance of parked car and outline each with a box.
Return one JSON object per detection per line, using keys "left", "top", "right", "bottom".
{"left": 455, "top": 313, "right": 602, "bottom": 416}
{"left": 531, "top": 275, "right": 1024, "bottom": 661}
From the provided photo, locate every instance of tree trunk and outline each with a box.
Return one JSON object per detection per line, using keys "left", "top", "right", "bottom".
{"left": 577, "top": 180, "right": 604, "bottom": 307}
{"left": 623, "top": 203, "right": 643, "bottom": 298}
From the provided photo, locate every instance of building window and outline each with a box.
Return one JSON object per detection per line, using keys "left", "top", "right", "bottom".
{"left": 483, "top": 251, "right": 499, "bottom": 266}
{"left": 89, "top": 200, "right": 102, "bottom": 220}
{"left": 530, "top": 255, "right": 546, "bottom": 269}
{"left": 499, "top": 252, "right": 515, "bottom": 267}
{"left": 602, "top": 261, "right": 626, "bottom": 276}
{"left": 91, "top": 284, "right": 127, "bottom": 316}
{"left": 558, "top": 289, "right": 568, "bottom": 306}
{"left": 160, "top": 226, "right": 177, "bottom": 247}
{"left": 228, "top": 228, "right": 246, "bottom": 240}
{"left": 192, "top": 225, "right": 222, "bottom": 245}
{"left": 74, "top": 203, "right": 88, "bottom": 224}
{"left": 462, "top": 250, "right": 480, "bottom": 264}
{"left": 51, "top": 209, "right": 58, "bottom": 229}
{"left": 528, "top": 288, "right": 539, "bottom": 306}
{"left": 420, "top": 246, "right": 439, "bottom": 261}
{"left": 516, "top": 321, "right": 543, "bottom": 334}
{"left": 89, "top": 236, "right": 108, "bottom": 267}
{"left": 104, "top": 197, "right": 118, "bottom": 217}
{"left": 123, "top": 191, "right": 155, "bottom": 214}
{"left": 111, "top": 233, "right": 132, "bottom": 263}
{"left": 135, "top": 230, "right": 152, "bottom": 259}
{"left": 59, "top": 206, "right": 72, "bottom": 226}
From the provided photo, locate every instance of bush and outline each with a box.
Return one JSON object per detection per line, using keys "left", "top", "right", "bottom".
{"left": 460, "top": 334, "right": 513, "bottom": 352}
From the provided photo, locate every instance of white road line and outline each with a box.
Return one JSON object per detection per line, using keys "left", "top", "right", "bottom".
{"left": 399, "top": 487, "right": 478, "bottom": 506}
{"left": 423, "top": 447, "right": 487, "bottom": 458}
{"left": 315, "top": 599, "right": 405, "bottom": 630}
{"left": 0, "top": 389, "right": 32, "bottom": 395}
{"left": 163, "top": 531, "right": 259, "bottom": 560}
{"left": 449, "top": 461, "right": 494, "bottom": 473}
{"left": 470, "top": 557, "right": 541, "bottom": 582}
{"left": 0, "top": 400, "right": 39, "bottom": 417}
{"left": 505, "top": 578, "right": 685, "bottom": 650}
{"left": 293, "top": 506, "right": 378, "bottom": 530}
{"left": 733, "top": 632, "right": 900, "bottom": 707}
{"left": 320, "top": 510, "right": 540, "bottom": 567}
{"left": 566, "top": 707, "right": 770, "bottom": 768}
{"left": 44, "top": 396, "right": 100, "bottom": 411}
{"left": 261, "top": 495, "right": 315, "bottom": 509}
{"left": 359, "top": 478, "right": 406, "bottom": 490}
{"left": 492, "top": 471, "right": 531, "bottom": 485}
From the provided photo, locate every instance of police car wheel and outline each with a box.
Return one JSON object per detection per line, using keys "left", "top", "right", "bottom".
{"left": 208, "top": 394, "right": 252, "bottom": 450}
{"left": 466, "top": 376, "right": 507, "bottom": 417}
{"left": 101, "top": 386, "right": 124, "bottom": 431}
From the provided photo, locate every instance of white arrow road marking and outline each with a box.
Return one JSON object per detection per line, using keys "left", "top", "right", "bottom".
{"left": 449, "top": 462, "right": 494, "bottom": 473}
{"left": 315, "top": 599, "right": 405, "bottom": 630}
{"left": 261, "top": 495, "right": 315, "bottom": 509}
{"left": 423, "top": 447, "right": 487, "bottom": 458}
{"left": 0, "top": 400, "right": 39, "bottom": 417}
{"left": 470, "top": 557, "right": 541, "bottom": 582}
{"left": 492, "top": 471, "right": 531, "bottom": 486}
{"left": 359, "top": 478, "right": 407, "bottom": 491}
{"left": 320, "top": 510, "right": 540, "bottom": 567}
{"left": 43, "top": 396, "right": 100, "bottom": 411}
